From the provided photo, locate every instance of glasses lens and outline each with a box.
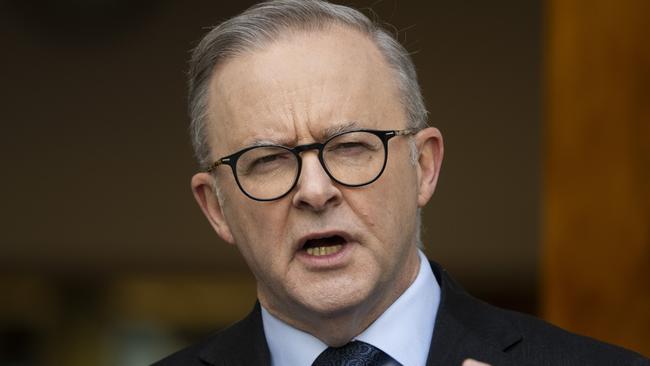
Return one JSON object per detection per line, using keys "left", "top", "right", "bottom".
{"left": 236, "top": 146, "right": 298, "bottom": 199}
{"left": 323, "top": 131, "right": 386, "bottom": 186}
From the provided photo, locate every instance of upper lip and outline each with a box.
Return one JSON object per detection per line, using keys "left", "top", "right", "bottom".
{"left": 296, "top": 230, "right": 353, "bottom": 251}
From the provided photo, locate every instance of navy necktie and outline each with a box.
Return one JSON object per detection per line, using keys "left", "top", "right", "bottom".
{"left": 311, "top": 340, "right": 401, "bottom": 366}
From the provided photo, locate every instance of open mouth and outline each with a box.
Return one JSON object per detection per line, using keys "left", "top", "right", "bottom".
{"left": 301, "top": 235, "right": 346, "bottom": 257}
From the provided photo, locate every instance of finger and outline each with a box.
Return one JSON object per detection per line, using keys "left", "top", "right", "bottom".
{"left": 462, "top": 359, "right": 492, "bottom": 366}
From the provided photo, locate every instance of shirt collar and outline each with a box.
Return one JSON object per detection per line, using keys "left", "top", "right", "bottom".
{"left": 262, "top": 249, "right": 440, "bottom": 366}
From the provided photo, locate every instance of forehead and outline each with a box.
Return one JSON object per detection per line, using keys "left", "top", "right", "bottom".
{"left": 206, "top": 26, "right": 405, "bottom": 155}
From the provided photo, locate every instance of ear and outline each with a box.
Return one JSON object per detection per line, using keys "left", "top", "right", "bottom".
{"left": 191, "top": 172, "right": 236, "bottom": 245}
{"left": 414, "top": 127, "right": 444, "bottom": 207}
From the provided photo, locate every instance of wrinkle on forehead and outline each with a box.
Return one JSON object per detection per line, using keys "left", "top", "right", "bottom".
{"left": 207, "top": 25, "right": 403, "bottom": 156}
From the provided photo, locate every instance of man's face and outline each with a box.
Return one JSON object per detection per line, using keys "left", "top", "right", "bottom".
{"left": 193, "top": 27, "right": 442, "bottom": 328}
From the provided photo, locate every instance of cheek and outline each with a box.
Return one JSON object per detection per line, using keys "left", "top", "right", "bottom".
{"left": 223, "top": 203, "right": 290, "bottom": 284}
{"left": 379, "top": 155, "right": 419, "bottom": 208}
{"left": 347, "top": 169, "right": 418, "bottom": 241}
{"left": 370, "top": 160, "right": 419, "bottom": 236}
{"left": 223, "top": 196, "right": 293, "bottom": 258}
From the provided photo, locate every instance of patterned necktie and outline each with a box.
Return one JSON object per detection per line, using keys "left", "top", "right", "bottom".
{"left": 311, "top": 340, "right": 401, "bottom": 366}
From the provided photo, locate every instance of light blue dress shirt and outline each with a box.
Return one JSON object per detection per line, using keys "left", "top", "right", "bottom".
{"left": 261, "top": 249, "right": 441, "bottom": 366}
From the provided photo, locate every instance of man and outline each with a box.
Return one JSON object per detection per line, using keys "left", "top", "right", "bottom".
{"left": 155, "top": 1, "right": 648, "bottom": 365}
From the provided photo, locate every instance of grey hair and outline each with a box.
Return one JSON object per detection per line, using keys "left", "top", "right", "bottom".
{"left": 188, "top": 0, "right": 428, "bottom": 169}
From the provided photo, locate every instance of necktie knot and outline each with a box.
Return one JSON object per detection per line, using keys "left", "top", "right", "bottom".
{"left": 312, "top": 340, "right": 400, "bottom": 366}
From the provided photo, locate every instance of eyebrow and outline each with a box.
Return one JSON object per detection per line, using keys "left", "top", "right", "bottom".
{"left": 246, "top": 138, "right": 286, "bottom": 147}
{"left": 243, "top": 121, "right": 362, "bottom": 148}
{"left": 320, "top": 121, "right": 361, "bottom": 141}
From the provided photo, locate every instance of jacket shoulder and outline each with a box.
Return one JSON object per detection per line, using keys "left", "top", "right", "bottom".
{"left": 151, "top": 335, "right": 213, "bottom": 366}
{"left": 151, "top": 303, "right": 270, "bottom": 366}
{"left": 503, "top": 307, "right": 649, "bottom": 365}
{"left": 431, "top": 261, "right": 648, "bottom": 365}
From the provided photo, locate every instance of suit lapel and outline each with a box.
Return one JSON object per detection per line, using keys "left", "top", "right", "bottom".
{"left": 426, "top": 262, "right": 523, "bottom": 366}
{"left": 198, "top": 302, "right": 271, "bottom": 366}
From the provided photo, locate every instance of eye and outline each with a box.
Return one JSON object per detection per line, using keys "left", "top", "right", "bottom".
{"left": 254, "top": 154, "right": 282, "bottom": 165}
{"left": 250, "top": 152, "right": 290, "bottom": 168}
{"left": 241, "top": 151, "right": 294, "bottom": 175}
{"left": 327, "top": 141, "right": 377, "bottom": 156}
{"left": 329, "top": 141, "right": 366, "bottom": 151}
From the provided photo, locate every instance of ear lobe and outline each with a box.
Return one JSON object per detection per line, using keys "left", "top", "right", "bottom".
{"left": 191, "top": 172, "right": 235, "bottom": 245}
{"left": 415, "top": 127, "right": 444, "bottom": 207}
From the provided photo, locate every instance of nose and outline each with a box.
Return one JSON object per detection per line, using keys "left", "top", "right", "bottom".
{"left": 291, "top": 151, "right": 342, "bottom": 211}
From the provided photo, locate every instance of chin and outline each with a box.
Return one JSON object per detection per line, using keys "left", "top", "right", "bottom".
{"left": 292, "top": 277, "right": 376, "bottom": 318}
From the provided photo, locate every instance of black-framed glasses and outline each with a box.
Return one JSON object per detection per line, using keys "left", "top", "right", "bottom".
{"left": 206, "top": 129, "right": 418, "bottom": 201}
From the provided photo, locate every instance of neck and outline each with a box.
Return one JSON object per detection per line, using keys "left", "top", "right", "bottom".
{"left": 260, "top": 248, "right": 421, "bottom": 346}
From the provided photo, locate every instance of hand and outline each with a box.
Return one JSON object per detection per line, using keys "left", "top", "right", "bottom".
{"left": 462, "top": 359, "right": 492, "bottom": 366}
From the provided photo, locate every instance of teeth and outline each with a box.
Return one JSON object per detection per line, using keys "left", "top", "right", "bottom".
{"left": 305, "top": 244, "right": 343, "bottom": 256}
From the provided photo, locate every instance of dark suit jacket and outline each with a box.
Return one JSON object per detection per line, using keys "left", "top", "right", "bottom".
{"left": 153, "top": 262, "right": 648, "bottom": 365}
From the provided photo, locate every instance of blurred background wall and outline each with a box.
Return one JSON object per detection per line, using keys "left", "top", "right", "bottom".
{"left": 543, "top": 0, "right": 650, "bottom": 354}
{"left": 0, "top": 0, "right": 646, "bottom": 365}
